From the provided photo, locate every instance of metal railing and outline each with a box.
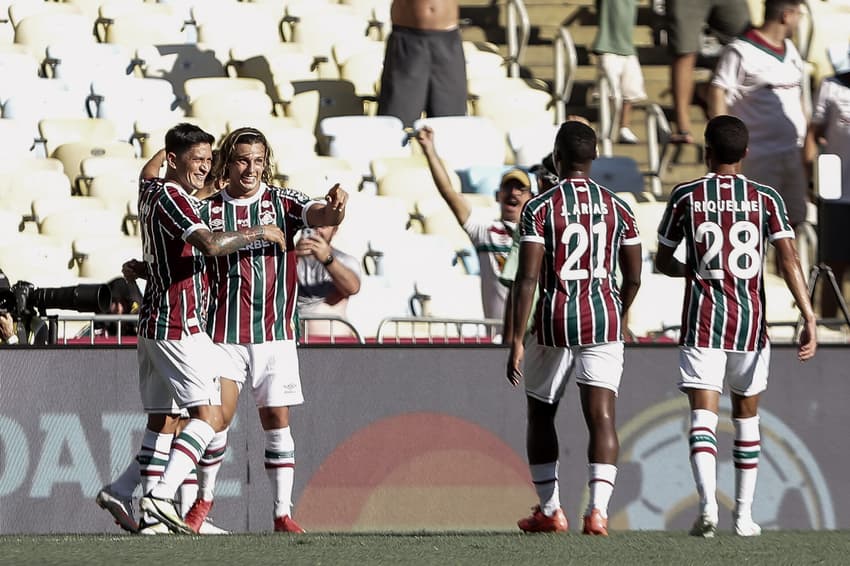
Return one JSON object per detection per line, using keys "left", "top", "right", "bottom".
{"left": 505, "top": 0, "right": 530, "bottom": 78}
{"left": 552, "top": 26, "right": 577, "bottom": 124}
{"left": 376, "top": 317, "right": 503, "bottom": 344}
{"left": 53, "top": 314, "right": 138, "bottom": 345}
{"left": 298, "top": 314, "right": 365, "bottom": 344}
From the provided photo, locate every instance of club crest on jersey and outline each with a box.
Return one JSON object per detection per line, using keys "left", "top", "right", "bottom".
{"left": 261, "top": 201, "right": 273, "bottom": 209}
{"left": 212, "top": 205, "right": 223, "bottom": 214}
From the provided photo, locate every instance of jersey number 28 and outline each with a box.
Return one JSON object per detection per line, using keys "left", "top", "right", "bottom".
{"left": 695, "top": 220, "right": 760, "bottom": 280}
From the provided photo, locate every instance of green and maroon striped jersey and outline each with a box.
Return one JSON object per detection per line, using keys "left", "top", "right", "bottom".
{"left": 520, "top": 177, "right": 641, "bottom": 346}
{"left": 201, "top": 183, "right": 315, "bottom": 343}
{"left": 137, "top": 178, "right": 210, "bottom": 340}
{"left": 657, "top": 173, "right": 794, "bottom": 351}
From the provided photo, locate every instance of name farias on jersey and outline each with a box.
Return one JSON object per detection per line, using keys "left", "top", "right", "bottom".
{"left": 693, "top": 199, "right": 760, "bottom": 213}
{"left": 562, "top": 201, "right": 610, "bottom": 217}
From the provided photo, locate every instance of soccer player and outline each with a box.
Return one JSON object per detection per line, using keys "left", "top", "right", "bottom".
{"left": 655, "top": 115, "right": 817, "bottom": 537}
{"left": 416, "top": 126, "right": 534, "bottom": 321}
{"left": 97, "top": 123, "right": 286, "bottom": 535}
{"left": 181, "top": 127, "right": 347, "bottom": 534}
{"left": 507, "top": 121, "right": 643, "bottom": 535}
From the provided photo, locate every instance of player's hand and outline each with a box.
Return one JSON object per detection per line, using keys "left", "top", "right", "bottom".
{"left": 506, "top": 342, "right": 525, "bottom": 387}
{"left": 415, "top": 126, "right": 435, "bottom": 150}
{"left": 260, "top": 225, "right": 287, "bottom": 249}
{"left": 0, "top": 313, "right": 14, "bottom": 341}
{"left": 122, "top": 259, "right": 148, "bottom": 281}
{"left": 295, "top": 230, "right": 331, "bottom": 259}
{"left": 325, "top": 183, "right": 347, "bottom": 213}
{"left": 798, "top": 316, "right": 817, "bottom": 361}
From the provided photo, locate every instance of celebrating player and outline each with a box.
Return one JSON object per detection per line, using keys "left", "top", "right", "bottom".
{"left": 655, "top": 115, "right": 817, "bottom": 537}
{"left": 507, "top": 120, "right": 642, "bottom": 535}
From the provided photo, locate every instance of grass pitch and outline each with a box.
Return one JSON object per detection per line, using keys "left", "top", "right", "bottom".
{"left": 2, "top": 531, "right": 850, "bottom": 566}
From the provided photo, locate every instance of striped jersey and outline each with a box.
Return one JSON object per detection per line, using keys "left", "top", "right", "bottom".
{"left": 520, "top": 177, "right": 641, "bottom": 347}
{"left": 711, "top": 29, "right": 806, "bottom": 159}
{"left": 657, "top": 173, "right": 794, "bottom": 351}
{"left": 200, "top": 183, "right": 315, "bottom": 344}
{"left": 137, "top": 177, "right": 210, "bottom": 340}
{"left": 463, "top": 214, "right": 514, "bottom": 319}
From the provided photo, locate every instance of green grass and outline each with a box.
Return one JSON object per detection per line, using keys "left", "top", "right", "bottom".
{"left": 2, "top": 531, "right": 850, "bottom": 566}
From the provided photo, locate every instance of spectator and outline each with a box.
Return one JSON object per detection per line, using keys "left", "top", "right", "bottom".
{"left": 667, "top": 0, "right": 750, "bottom": 144}
{"left": 592, "top": 0, "right": 647, "bottom": 144}
{"left": 707, "top": 0, "right": 808, "bottom": 231}
{"left": 377, "top": 0, "right": 467, "bottom": 127}
{"left": 656, "top": 115, "right": 816, "bottom": 537}
{"left": 296, "top": 225, "right": 361, "bottom": 338}
{"left": 806, "top": 43, "right": 850, "bottom": 320}
{"left": 507, "top": 121, "right": 642, "bottom": 535}
{"left": 416, "top": 126, "right": 534, "bottom": 320}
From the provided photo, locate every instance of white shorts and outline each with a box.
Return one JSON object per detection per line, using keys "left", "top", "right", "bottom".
{"left": 597, "top": 53, "right": 647, "bottom": 102}
{"left": 678, "top": 344, "right": 771, "bottom": 397}
{"left": 523, "top": 339, "right": 624, "bottom": 404}
{"left": 215, "top": 340, "right": 304, "bottom": 408}
{"left": 138, "top": 334, "right": 226, "bottom": 413}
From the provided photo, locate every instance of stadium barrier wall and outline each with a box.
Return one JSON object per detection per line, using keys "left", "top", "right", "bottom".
{"left": 0, "top": 345, "right": 844, "bottom": 533}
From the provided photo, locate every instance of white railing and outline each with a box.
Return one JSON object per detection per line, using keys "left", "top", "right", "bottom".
{"left": 376, "top": 317, "right": 503, "bottom": 344}
{"left": 297, "top": 313, "right": 365, "bottom": 344}
{"left": 505, "top": 0, "right": 530, "bottom": 78}
{"left": 552, "top": 26, "right": 577, "bottom": 124}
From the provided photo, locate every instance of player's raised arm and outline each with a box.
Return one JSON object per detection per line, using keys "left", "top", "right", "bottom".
{"left": 416, "top": 126, "right": 471, "bottom": 225}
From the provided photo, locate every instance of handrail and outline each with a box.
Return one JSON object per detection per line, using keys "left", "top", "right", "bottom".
{"left": 552, "top": 26, "right": 577, "bottom": 124}
{"left": 645, "top": 102, "right": 670, "bottom": 197}
{"left": 798, "top": 0, "right": 815, "bottom": 118}
{"left": 596, "top": 68, "right": 621, "bottom": 158}
{"left": 505, "top": 0, "right": 530, "bottom": 78}
{"left": 376, "top": 316, "right": 503, "bottom": 344}
{"left": 298, "top": 313, "right": 365, "bottom": 344}
{"left": 54, "top": 314, "right": 138, "bottom": 345}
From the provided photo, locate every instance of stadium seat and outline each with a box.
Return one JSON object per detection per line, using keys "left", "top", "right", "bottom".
{"left": 192, "top": 2, "right": 283, "bottom": 52}
{"left": 279, "top": 157, "right": 360, "bottom": 199}
{"left": 184, "top": 77, "right": 268, "bottom": 106}
{"left": 318, "top": 115, "right": 409, "bottom": 178}
{"left": 0, "top": 234, "right": 76, "bottom": 285}
{"left": 0, "top": 49, "right": 39, "bottom": 83}
{"left": 472, "top": 87, "right": 555, "bottom": 136}
{"left": 38, "top": 118, "right": 120, "bottom": 156}
{"left": 463, "top": 42, "right": 507, "bottom": 81}
{"left": 0, "top": 169, "right": 72, "bottom": 221}
{"left": 627, "top": 273, "right": 685, "bottom": 338}
{"left": 43, "top": 42, "right": 134, "bottom": 94}
{"left": 87, "top": 77, "right": 182, "bottom": 144}
{"left": 507, "top": 124, "right": 561, "bottom": 168}
{"left": 0, "top": 118, "right": 36, "bottom": 158}
{"left": 135, "top": 43, "right": 229, "bottom": 110}
{"left": 14, "top": 12, "right": 94, "bottom": 59}
{"left": 377, "top": 164, "right": 462, "bottom": 214}
{"left": 39, "top": 208, "right": 126, "bottom": 241}
{"left": 31, "top": 194, "right": 105, "bottom": 226}
{"left": 412, "top": 116, "right": 505, "bottom": 170}
{"left": 74, "top": 234, "right": 141, "bottom": 280}
{"left": 630, "top": 201, "right": 668, "bottom": 255}
{"left": 230, "top": 44, "right": 318, "bottom": 106}
{"left": 97, "top": 2, "right": 188, "bottom": 47}
{"left": 332, "top": 39, "right": 386, "bottom": 99}
{"left": 284, "top": 3, "right": 371, "bottom": 79}
{"left": 345, "top": 274, "right": 414, "bottom": 339}
{"left": 88, "top": 172, "right": 139, "bottom": 212}
{"left": 414, "top": 195, "right": 474, "bottom": 253}
{"left": 189, "top": 89, "right": 276, "bottom": 137}
{"left": 286, "top": 79, "right": 367, "bottom": 134}
{"left": 50, "top": 140, "right": 136, "bottom": 192}
{"left": 2, "top": 79, "right": 89, "bottom": 155}
{"left": 331, "top": 193, "right": 409, "bottom": 261}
